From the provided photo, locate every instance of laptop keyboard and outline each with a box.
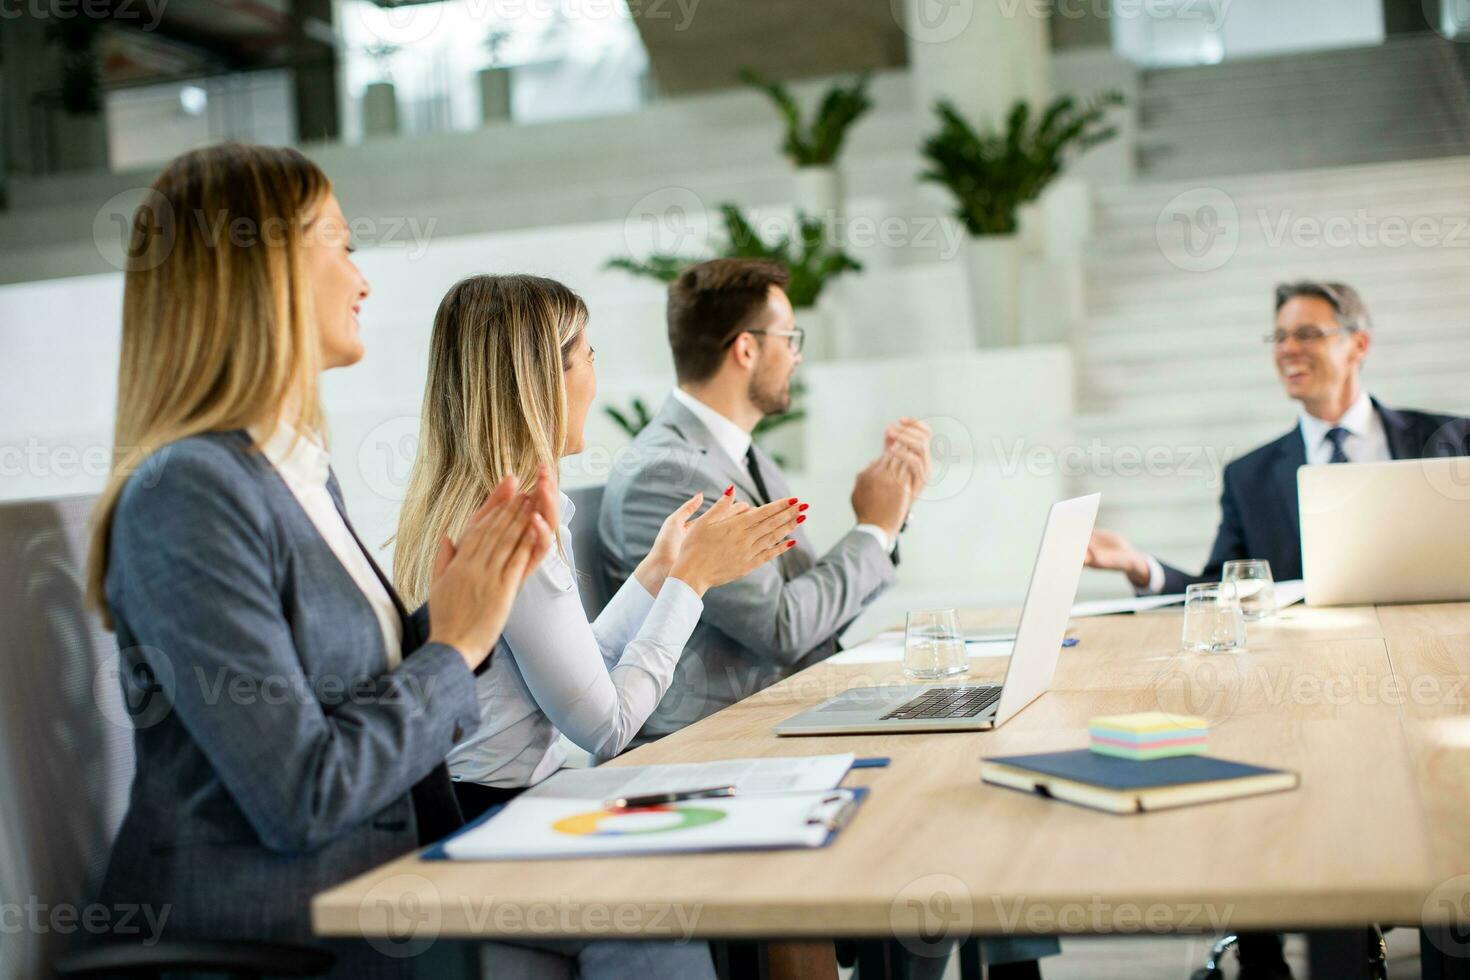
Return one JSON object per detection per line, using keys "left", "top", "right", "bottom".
{"left": 880, "top": 685, "right": 1003, "bottom": 721}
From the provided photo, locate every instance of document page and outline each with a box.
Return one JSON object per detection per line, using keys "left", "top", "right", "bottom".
{"left": 444, "top": 790, "right": 855, "bottom": 860}
{"left": 1071, "top": 579, "right": 1306, "bottom": 618}
{"left": 830, "top": 633, "right": 1014, "bottom": 664}
{"left": 520, "top": 753, "right": 856, "bottom": 801}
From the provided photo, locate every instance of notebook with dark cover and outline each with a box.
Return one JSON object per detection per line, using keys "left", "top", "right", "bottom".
{"left": 981, "top": 749, "right": 1299, "bottom": 814}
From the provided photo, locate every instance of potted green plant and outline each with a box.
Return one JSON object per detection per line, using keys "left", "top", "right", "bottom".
{"left": 740, "top": 70, "right": 872, "bottom": 224}
{"left": 603, "top": 396, "right": 655, "bottom": 440}
{"left": 362, "top": 43, "right": 402, "bottom": 138}
{"left": 479, "top": 29, "right": 514, "bottom": 124}
{"left": 920, "top": 92, "right": 1121, "bottom": 346}
{"left": 45, "top": 19, "right": 109, "bottom": 171}
{"left": 606, "top": 203, "right": 861, "bottom": 359}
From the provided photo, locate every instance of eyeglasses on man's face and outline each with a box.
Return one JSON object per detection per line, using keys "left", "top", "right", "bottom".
{"left": 723, "top": 327, "right": 805, "bottom": 354}
{"left": 1264, "top": 326, "right": 1348, "bottom": 346}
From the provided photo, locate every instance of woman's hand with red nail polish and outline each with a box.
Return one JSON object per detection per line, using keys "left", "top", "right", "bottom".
{"left": 668, "top": 494, "right": 803, "bottom": 596}
{"left": 634, "top": 490, "right": 705, "bottom": 594}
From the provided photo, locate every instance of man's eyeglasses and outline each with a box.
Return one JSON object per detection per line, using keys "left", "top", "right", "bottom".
{"left": 723, "top": 328, "right": 805, "bottom": 354}
{"left": 1264, "top": 326, "right": 1348, "bottom": 346}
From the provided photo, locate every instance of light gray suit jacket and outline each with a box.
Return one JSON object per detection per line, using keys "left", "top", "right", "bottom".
{"left": 598, "top": 395, "right": 897, "bottom": 745}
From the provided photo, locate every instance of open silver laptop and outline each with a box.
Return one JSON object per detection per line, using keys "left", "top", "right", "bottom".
{"left": 1300, "top": 457, "right": 1470, "bottom": 606}
{"left": 773, "top": 492, "right": 1100, "bottom": 736}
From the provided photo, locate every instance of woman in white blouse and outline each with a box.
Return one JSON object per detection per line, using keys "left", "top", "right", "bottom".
{"left": 393, "top": 274, "right": 804, "bottom": 805}
{"left": 392, "top": 274, "right": 803, "bottom": 980}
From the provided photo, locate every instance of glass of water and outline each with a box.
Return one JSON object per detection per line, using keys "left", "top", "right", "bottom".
{"left": 1222, "top": 559, "right": 1277, "bottom": 621}
{"left": 1181, "top": 582, "right": 1247, "bottom": 654}
{"left": 905, "top": 609, "right": 969, "bottom": 680}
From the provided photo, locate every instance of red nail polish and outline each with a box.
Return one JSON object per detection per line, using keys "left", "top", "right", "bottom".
{"left": 796, "top": 515, "right": 806, "bottom": 524}
{"left": 788, "top": 497, "right": 798, "bottom": 505}
{"left": 798, "top": 503, "right": 809, "bottom": 512}
{"left": 723, "top": 485, "right": 734, "bottom": 496}
{"left": 786, "top": 540, "right": 796, "bottom": 548}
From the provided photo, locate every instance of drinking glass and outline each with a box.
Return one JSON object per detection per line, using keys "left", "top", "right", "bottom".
{"left": 904, "top": 609, "right": 969, "bottom": 680}
{"left": 1181, "top": 582, "right": 1247, "bottom": 654}
{"left": 1222, "top": 559, "right": 1277, "bottom": 621}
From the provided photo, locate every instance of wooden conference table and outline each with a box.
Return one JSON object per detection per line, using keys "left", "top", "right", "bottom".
{"left": 313, "top": 601, "right": 1470, "bottom": 978}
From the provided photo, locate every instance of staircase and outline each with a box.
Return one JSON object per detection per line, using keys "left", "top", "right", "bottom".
{"left": 1137, "top": 34, "right": 1470, "bottom": 179}
{"left": 1073, "top": 155, "right": 1470, "bottom": 571}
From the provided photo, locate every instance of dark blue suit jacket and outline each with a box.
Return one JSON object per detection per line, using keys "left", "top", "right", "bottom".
{"left": 1159, "top": 399, "right": 1470, "bottom": 594}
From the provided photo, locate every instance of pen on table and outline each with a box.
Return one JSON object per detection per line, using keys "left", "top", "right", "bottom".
{"left": 605, "top": 785, "right": 737, "bottom": 810}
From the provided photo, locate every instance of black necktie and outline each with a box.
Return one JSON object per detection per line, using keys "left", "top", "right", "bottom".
{"left": 1325, "top": 427, "right": 1351, "bottom": 464}
{"left": 744, "top": 445, "right": 771, "bottom": 505}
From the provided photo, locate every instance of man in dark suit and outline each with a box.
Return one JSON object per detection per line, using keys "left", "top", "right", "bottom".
{"left": 1086, "top": 280, "right": 1469, "bottom": 980}
{"left": 1087, "top": 280, "right": 1470, "bottom": 597}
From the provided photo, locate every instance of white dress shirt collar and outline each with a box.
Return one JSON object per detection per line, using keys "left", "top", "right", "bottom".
{"left": 249, "top": 420, "right": 405, "bottom": 667}
{"left": 671, "top": 387, "right": 752, "bottom": 468}
{"left": 557, "top": 489, "right": 576, "bottom": 531}
{"left": 255, "top": 422, "right": 332, "bottom": 490}
{"left": 1298, "top": 390, "right": 1388, "bottom": 464}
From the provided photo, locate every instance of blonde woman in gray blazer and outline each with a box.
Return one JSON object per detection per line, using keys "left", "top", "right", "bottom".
{"left": 88, "top": 143, "right": 551, "bottom": 979}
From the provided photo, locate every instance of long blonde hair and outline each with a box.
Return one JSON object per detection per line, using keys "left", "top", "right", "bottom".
{"left": 86, "top": 142, "right": 332, "bottom": 626}
{"left": 393, "top": 274, "right": 587, "bottom": 605}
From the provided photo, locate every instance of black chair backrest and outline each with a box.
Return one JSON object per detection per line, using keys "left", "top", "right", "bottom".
{"left": 0, "top": 495, "right": 136, "bottom": 979}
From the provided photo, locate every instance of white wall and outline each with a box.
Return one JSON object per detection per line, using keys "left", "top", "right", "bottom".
{"left": 0, "top": 210, "right": 1077, "bottom": 631}
{"left": 1, "top": 53, "right": 1120, "bottom": 630}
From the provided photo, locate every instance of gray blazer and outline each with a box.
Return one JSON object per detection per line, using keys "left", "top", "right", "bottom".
{"left": 598, "top": 396, "right": 897, "bottom": 745}
{"left": 97, "top": 431, "right": 481, "bottom": 979}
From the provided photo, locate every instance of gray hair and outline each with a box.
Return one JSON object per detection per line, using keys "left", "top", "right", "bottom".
{"left": 1274, "top": 281, "right": 1371, "bottom": 333}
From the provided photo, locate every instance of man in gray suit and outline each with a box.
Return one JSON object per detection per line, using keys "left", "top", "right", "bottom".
{"left": 600, "top": 258, "right": 1056, "bottom": 979}
{"left": 599, "top": 257, "right": 929, "bottom": 746}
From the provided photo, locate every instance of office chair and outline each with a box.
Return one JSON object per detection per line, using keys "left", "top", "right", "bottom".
{"left": 1189, "top": 928, "right": 1387, "bottom": 980}
{"left": 566, "top": 483, "right": 613, "bottom": 619}
{"left": 0, "top": 495, "right": 333, "bottom": 979}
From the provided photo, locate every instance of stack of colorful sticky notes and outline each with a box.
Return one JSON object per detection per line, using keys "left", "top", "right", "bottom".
{"left": 1088, "top": 712, "right": 1208, "bottom": 760}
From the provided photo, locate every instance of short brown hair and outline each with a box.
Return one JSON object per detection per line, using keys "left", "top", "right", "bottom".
{"left": 667, "top": 258, "right": 790, "bottom": 384}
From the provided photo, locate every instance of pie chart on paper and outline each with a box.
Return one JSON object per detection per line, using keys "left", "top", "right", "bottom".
{"left": 552, "top": 804, "right": 727, "bottom": 837}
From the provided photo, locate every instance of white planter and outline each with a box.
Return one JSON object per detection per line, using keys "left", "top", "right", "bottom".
{"left": 792, "top": 165, "right": 843, "bottom": 226}
{"left": 756, "top": 303, "right": 813, "bottom": 470}
{"left": 1017, "top": 202, "right": 1045, "bottom": 257}
{"left": 962, "top": 234, "right": 1021, "bottom": 347}
{"left": 478, "top": 67, "right": 512, "bottom": 124}
{"left": 362, "top": 82, "right": 400, "bottom": 138}
{"left": 795, "top": 304, "right": 834, "bottom": 362}
{"left": 754, "top": 412, "right": 806, "bottom": 474}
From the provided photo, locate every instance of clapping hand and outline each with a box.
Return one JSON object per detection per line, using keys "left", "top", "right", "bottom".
{"left": 882, "top": 416, "right": 933, "bottom": 497}
{"left": 667, "top": 489, "right": 804, "bottom": 596}
{"left": 427, "top": 474, "right": 555, "bottom": 670}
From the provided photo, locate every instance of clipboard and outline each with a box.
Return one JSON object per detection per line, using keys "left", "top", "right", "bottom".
{"left": 423, "top": 788, "right": 869, "bottom": 861}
